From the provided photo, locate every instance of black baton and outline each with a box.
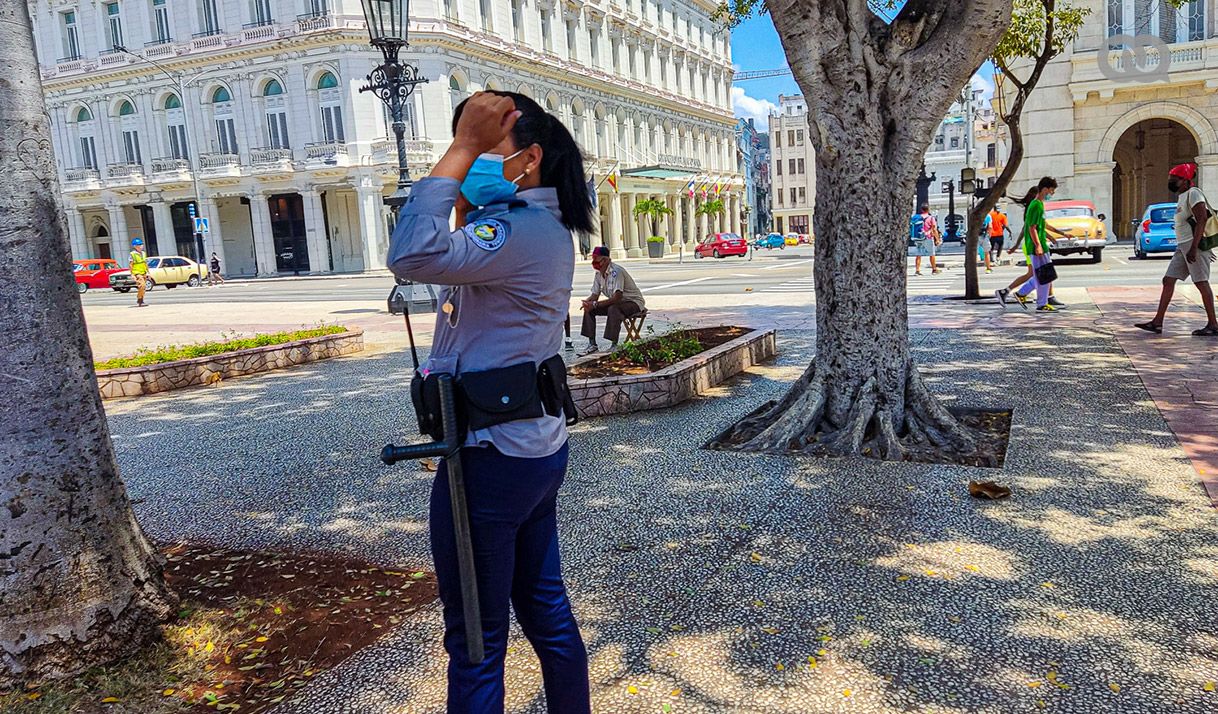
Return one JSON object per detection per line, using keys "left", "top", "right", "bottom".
{"left": 381, "top": 374, "right": 484, "bottom": 664}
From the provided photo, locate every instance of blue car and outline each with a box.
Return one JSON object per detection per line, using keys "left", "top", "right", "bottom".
{"left": 1134, "top": 202, "right": 1177, "bottom": 259}
{"left": 754, "top": 233, "right": 786, "bottom": 250}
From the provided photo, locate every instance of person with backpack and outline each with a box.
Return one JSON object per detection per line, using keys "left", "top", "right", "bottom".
{"left": 914, "top": 204, "right": 941, "bottom": 276}
{"left": 1134, "top": 162, "right": 1218, "bottom": 336}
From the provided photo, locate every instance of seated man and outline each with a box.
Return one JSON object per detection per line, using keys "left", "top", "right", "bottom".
{"left": 580, "top": 246, "right": 645, "bottom": 355}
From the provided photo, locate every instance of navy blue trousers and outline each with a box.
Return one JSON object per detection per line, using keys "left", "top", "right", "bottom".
{"left": 431, "top": 442, "right": 589, "bottom": 713}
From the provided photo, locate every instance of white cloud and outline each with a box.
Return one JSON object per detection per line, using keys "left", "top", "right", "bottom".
{"left": 731, "top": 86, "right": 779, "bottom": 131}
{"left": 971, "top": 72, "right": 995, "bottom": 101}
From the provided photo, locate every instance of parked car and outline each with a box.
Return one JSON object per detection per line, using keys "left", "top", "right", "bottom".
{"left": 783, "top": 234, "right": 800, "bottom": 246}
{"left": 1134, "top": 202, "right": 1178, "bottom": 259}
{"left": 1043, "top": 199, "right": 1111, "bottom": 263}
{"left": 72, "top": 258, "right": 124, "bottom": 294}
{"left": 109, "top": 256, "right": 210, "bottom": 292}
{"left": 694, "top": 233, "right": 748, "bottom": 259}
{"left": 797, "top": 233, "right": 813, "bottom": 245}
{"left": 754, "top": 233, "right": 786, "bottom": 250}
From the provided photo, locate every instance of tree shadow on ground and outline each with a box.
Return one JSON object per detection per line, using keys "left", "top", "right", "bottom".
{"left": 104, "top": 328, "right": 1218, "bottom": 713}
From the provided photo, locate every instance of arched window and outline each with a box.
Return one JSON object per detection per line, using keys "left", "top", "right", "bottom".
{"left": 211, "top": 86, "right": 238, "bottom": 154}
{"left": 116, "top": 100, "right": 142, "bottom": 165}
{"left": 448, "top": 73, "right": 468, "bottom": 114}
{"left": 71, "top": 106, "right": 98, "bottom": 170}
{"left": 570, "top": 100, "right": 585, "bottom": 149}
{"left": 316, "top": 72, "right": 344, "bottom": 143}
{"left": 163, "top": 93, "right": 188, "bottom": 160}
{"left": 263, "top": 79, "right": 289, "bottom": 149}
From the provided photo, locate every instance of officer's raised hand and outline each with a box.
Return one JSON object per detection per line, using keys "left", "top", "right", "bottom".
{"left": 433, "top": 92, "right": 522, "bottom": 180}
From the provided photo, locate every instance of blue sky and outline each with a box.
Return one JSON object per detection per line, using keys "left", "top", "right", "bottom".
{"left": 729, "top": 11, "right": 996, "bottom": 131}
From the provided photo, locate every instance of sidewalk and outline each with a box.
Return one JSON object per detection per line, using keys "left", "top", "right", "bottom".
{"left": 100, "top": 294, "right": 1218, "bottom": 713}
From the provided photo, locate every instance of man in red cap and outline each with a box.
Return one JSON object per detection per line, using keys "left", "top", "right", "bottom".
{"left": 1135, "top": 162, "right": 1218, "bottom": 336}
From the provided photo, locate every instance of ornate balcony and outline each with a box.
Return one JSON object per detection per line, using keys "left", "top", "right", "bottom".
{"left": 296, "top": 12, "right": 340, "bottom": 34}
{"left": 304, "top": 142, "right": 349, "bottom": 167}
{"left": 149, "top": 157, "right": 192, "bottom": 182}
{"left": 198, "top": 152, "right": 242, "bottom": 177}
{"left": 63, "top": 167, "right": 101, "bottom": 187}
{"left": 1069, "top": 38, "right": 1215, "bottom": 102}
{"left": 143, "top": 37, "right": 175, "bottom": 58}
{"left": 250, "top": 147, "right": 293, "bottom": 172}
{"left": 241, "top": 20, "right": 278, "bottom": 42}
{"left": 190, "top": 29, "right": 225, "bottom": 51}
{"left": 106, "top": 162, "right": 146, "bottom": 187}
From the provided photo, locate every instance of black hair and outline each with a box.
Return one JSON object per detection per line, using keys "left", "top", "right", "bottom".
{"left": 1011, "top": 177, "right": 1058, "bottom": 207}
{"left": 453, "top": 91, "right": 596, "bottom": 235}
{"left": 919, "top": 204, "right": 929, "bottom": 213}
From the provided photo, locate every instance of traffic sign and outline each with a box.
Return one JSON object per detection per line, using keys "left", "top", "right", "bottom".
{"left": 194, "top": 217, "right": 210, "bottom": 234}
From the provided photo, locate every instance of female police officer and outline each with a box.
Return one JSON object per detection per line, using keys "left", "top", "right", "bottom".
{"left": 387, "top": 91, "right": 594, "bottom": 713}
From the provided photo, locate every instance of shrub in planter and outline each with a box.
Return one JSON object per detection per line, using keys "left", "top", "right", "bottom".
{"left": 646, "top": 236, "right": 665, "bottom": 258}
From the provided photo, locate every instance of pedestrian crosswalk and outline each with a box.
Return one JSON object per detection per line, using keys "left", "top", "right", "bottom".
{"left": 765, "top": 276, "right": 817, "bottom": 293}
{"left": 763, "top": 270, "right": 968, "bottom": 295}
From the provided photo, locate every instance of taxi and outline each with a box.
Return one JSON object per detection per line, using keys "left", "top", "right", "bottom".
{"left": 109, "top": 256, "right": 210, "bottom": 291}
{"left": 1043, "top": 200, "right": 1112, "bottom": 263}
{"left": 72, "top": 258, "right": 124, "bottom": 294}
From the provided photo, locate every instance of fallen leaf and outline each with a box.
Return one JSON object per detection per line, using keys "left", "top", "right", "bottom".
{"left": 817, "top": 648, "right": 828, "bottom": 656}
{"left": 162, "top": 688, "right": 176, "bottom": 696}
{"left": 1027, "top": 681, "right": 1042, "bottom": 689}
{"left": 752, "top": 599, "right": 765, "bottom": 608}
{"left": 896, "top": 575, "right": 911, "bottom": 582}
{"left": 1204, "top": 681, "right": 1216, "bottom": 692}
{"left": 750, "top": 552, "right": 763, "bottom": 563}
{"left": 1041, "top": 582, "right": 1055, "bottom": 589}
{"left": 670, "top": 689, "right": 681, "bottom": 697}
{"left": 256, "top": 636, "right": 269, "bottom": 643}
{"left": 775, "top": 662, "right": 785, "bottom": 671}
{"left": 101, "top": 697, "right": 121, "bottom": 704}
{"left": 964, "top": 564, "right": 980, "bottom": 572}
{"left": 26, "top": 693, "right": 41, "bottom": 701}
{"left": 1109, "top": 682, "right": 1121, "bottom": 693}
{"left": 842, "top": 689, "right": 852, "bottom": 697}
{"left": 627, "top": 685, "right": 639, "bottom": 695}
{"left": 761, "top": 626, "right": 780, "bottom": 635}
{"left": 205, "top": 641, "right": 215, "bottom": 653}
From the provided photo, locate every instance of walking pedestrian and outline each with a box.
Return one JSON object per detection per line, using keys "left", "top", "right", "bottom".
{"left": 914, "top": 205, "right": 941, "bottom": 276}
{"left": 979, "top": 212, "right": 993, "bottom": 273}
{"left": 1134, "top": 162, "right": 1218, "bottom": 336}
{"left": 208, "top": 252, "right": 224, "bottom": 286}
{"left": 987, "top": 206, "right": 1012, "bottom": 270}
{"left": 129, "top": 238, "right": 148, "bottom": 307}
{"left": 995, "top": 177, "right": 1067, "bottom": 312}
{"left": 387, "top": 90, "right": 592, "bottom": 713}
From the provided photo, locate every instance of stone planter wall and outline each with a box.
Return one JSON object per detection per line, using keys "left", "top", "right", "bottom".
{"left": 97, "top": 328, "right": 364, "bottom": 400}
{"left": 570, "top": 328, "right": 777, "bottom": 418}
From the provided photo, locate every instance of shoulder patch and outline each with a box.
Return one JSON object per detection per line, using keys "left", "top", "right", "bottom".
{"left": 463, "top": 218, "right": 509, "bottom": 251}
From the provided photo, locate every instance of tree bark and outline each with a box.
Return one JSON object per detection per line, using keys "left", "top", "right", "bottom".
{"left": 0, "top": 3, "right": 174, "bottom": 686}
{"left": 713, "top": 0, "right": 1012, "bottom": 463}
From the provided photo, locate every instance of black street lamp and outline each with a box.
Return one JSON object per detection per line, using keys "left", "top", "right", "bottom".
{"left": 358, "top": 0, "right": 427, "bottom": 213}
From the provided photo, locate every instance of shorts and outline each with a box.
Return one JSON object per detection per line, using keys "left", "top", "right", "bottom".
{"left": 1165, "top": 247, "right": 1215, "bottom": 283}
{"left": 989, "top": 236, "right": 1004, "bottom": 254}
{"left": 915, "top": 238, "right": 936, "bottom": 257}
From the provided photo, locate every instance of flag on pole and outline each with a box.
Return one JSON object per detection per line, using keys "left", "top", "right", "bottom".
{"left": 713, "top": 176, "right": 723, "bottom": 196}
{"left": 607, "top": 168, "right": 619, "bottom": 192}
{"left": 686, "top": 175, "right": 697, "bottom": 198}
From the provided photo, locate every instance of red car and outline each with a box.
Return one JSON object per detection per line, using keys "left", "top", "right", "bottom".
{"left": 694, "top": 232, "right": 748, "bottom": 259}
{"left": 73, "top": 258, "right": 124, "bottom": 294}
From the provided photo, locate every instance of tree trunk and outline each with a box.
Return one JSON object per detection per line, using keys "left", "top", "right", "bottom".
{"left": 712, "top": 0, "right": 1012, "bottom": 463}
{"left": 0, "top": 3, "right": 174, "bottom": 687}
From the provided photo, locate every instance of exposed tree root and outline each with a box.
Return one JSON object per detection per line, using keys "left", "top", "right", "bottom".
{"left": 711, "top": 360, "right": 994, "bottom": 466}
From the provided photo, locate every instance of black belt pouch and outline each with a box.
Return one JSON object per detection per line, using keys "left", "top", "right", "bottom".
{"left": 458, "top": 361, "right": 545, "bottom": 432}
{"left": 537, "top": 354, "right": 579, "bottom": 426}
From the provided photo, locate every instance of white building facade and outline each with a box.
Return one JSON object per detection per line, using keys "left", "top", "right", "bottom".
{"left": 768, "top": 94, "right": 816, "bottom": 236}
{"left": 31, "top": 0, "right": 739, "bottom": 274}
{"left": 1012, "top": 0, "right": 1215, "bottom": 240}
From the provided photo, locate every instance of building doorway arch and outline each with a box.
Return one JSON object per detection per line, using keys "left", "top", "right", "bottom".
{"left": 1111, "top": 118, "right": 1198, "bottom": 240}
{"left": 93, "top": 224, "right": 111, "bottom": 259}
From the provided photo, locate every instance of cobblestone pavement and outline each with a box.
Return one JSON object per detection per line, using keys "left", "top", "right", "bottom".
{"left": 103, "top": 324, "right": 1218, "bottom": 713}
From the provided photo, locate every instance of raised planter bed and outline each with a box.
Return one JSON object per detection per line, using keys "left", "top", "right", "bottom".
{"left": 97, "top": 328, "right": 364, "bottom": 399}
{"left": 568, "top": 327, "right": 777, "bottom": 418}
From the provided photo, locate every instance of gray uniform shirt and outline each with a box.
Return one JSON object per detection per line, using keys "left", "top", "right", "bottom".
{"left": 388, "top": 177, "right": 573, "bottom": 459}
{"left": 590, "top": 263, "right": 646, "bottom": 310}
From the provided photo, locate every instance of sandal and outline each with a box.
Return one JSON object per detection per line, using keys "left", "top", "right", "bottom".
{"left": 1134, "top": 321, "right": 1163, "bottom": 334}
{"left": 1192, "top": 325, "right": 1218, "bottom": 337}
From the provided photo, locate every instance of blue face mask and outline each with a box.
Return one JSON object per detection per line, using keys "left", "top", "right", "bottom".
{"left": 460, "top": 149, "right": 526, "bottom": 206}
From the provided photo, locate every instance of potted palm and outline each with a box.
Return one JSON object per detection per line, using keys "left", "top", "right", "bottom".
{"left": 633, "top": 198, "right": 673, "bottom": 258}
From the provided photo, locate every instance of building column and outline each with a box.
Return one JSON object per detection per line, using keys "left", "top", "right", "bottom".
{"left": 696, "top": 201, "right": 707, "bottom": 244}
{"left": 731, "top": 193, "right": 742, "bottom": 235}
{"left": 107, "top": 202, "right": 131, "bottom": 265}
{"left": 1072, "top": 161, "right": 1117, "bottom": 238}
{"left": 66, "top": 207, "right": 88, "bottom": 259}
{"left": 150, "top": 201, "right": 176, "bottom": 258}
{"left": 356, "top": 176, "right": 387, "bottom": 271}
{"left": 302, "top": 189, "right": 330, "bottom": 274}
{"left": 1198, "top": 154, "right": 1218, "bottom": 199}
{"left": 247, "top": 193, "right": 278, "bottom": 277}
{"left": 199, "top": 197, "right": 228, "bottom": 269}
{"left": 669, "top": 195, "right": 682, "bottom": 250}
{"left": 607, "top": 190, "right": 625, "bottom": 259}
{"left": 625, "top": 192, "right": 643, "bottom": 258}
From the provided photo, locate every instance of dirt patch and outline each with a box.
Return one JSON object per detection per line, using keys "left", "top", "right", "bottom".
{"left": 1, "top": 544, "right": 436, "bottom": 714}
{"left": 570, "top": 326, "right": 751, "bottom": 378}
{"left": 710, "top": 406, "right": 1012, "bottom": 469}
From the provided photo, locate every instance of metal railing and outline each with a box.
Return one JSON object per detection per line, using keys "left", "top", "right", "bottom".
{"left": 192, "top": 28, "right": 224, "bottom": 38}
{"left": 305, "top": 142, "right": 347, "bottom": 160}
{"left": 243, "top": 19, "right": 276, "bottom": 28}
{"left": 64, "top": 167, "right": 100, "bottom": 182}
{"left": 144, "top": 37, "right": 173, "bottom": 46}
{"left": 151, "top": 157, "right": 190, "bottom": 173}
{"left": 106, "top": 162, "right": 144, "bottom": 178}
{"left": 199, "top": 152, "right": 240, "bottom": 169}
{"left": 250, "top": 147, "right": 292, "bottom": 165}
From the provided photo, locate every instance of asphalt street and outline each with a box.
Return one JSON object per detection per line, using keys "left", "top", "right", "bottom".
{"left": 77, "top": 243, "right": 1172, "bottom": 307}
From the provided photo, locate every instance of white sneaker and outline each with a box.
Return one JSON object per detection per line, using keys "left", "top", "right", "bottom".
{"left": 577, "top": 344, "right": 599, "bottom": 357}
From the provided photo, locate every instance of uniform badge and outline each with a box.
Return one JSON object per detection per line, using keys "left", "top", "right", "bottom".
{"left": 463, "top": 218, "right": 508, "bottom": 251}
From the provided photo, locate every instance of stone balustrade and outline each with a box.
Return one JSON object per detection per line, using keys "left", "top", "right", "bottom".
{"left": 97, "top": 328, "right": 364, "bottom": 400}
